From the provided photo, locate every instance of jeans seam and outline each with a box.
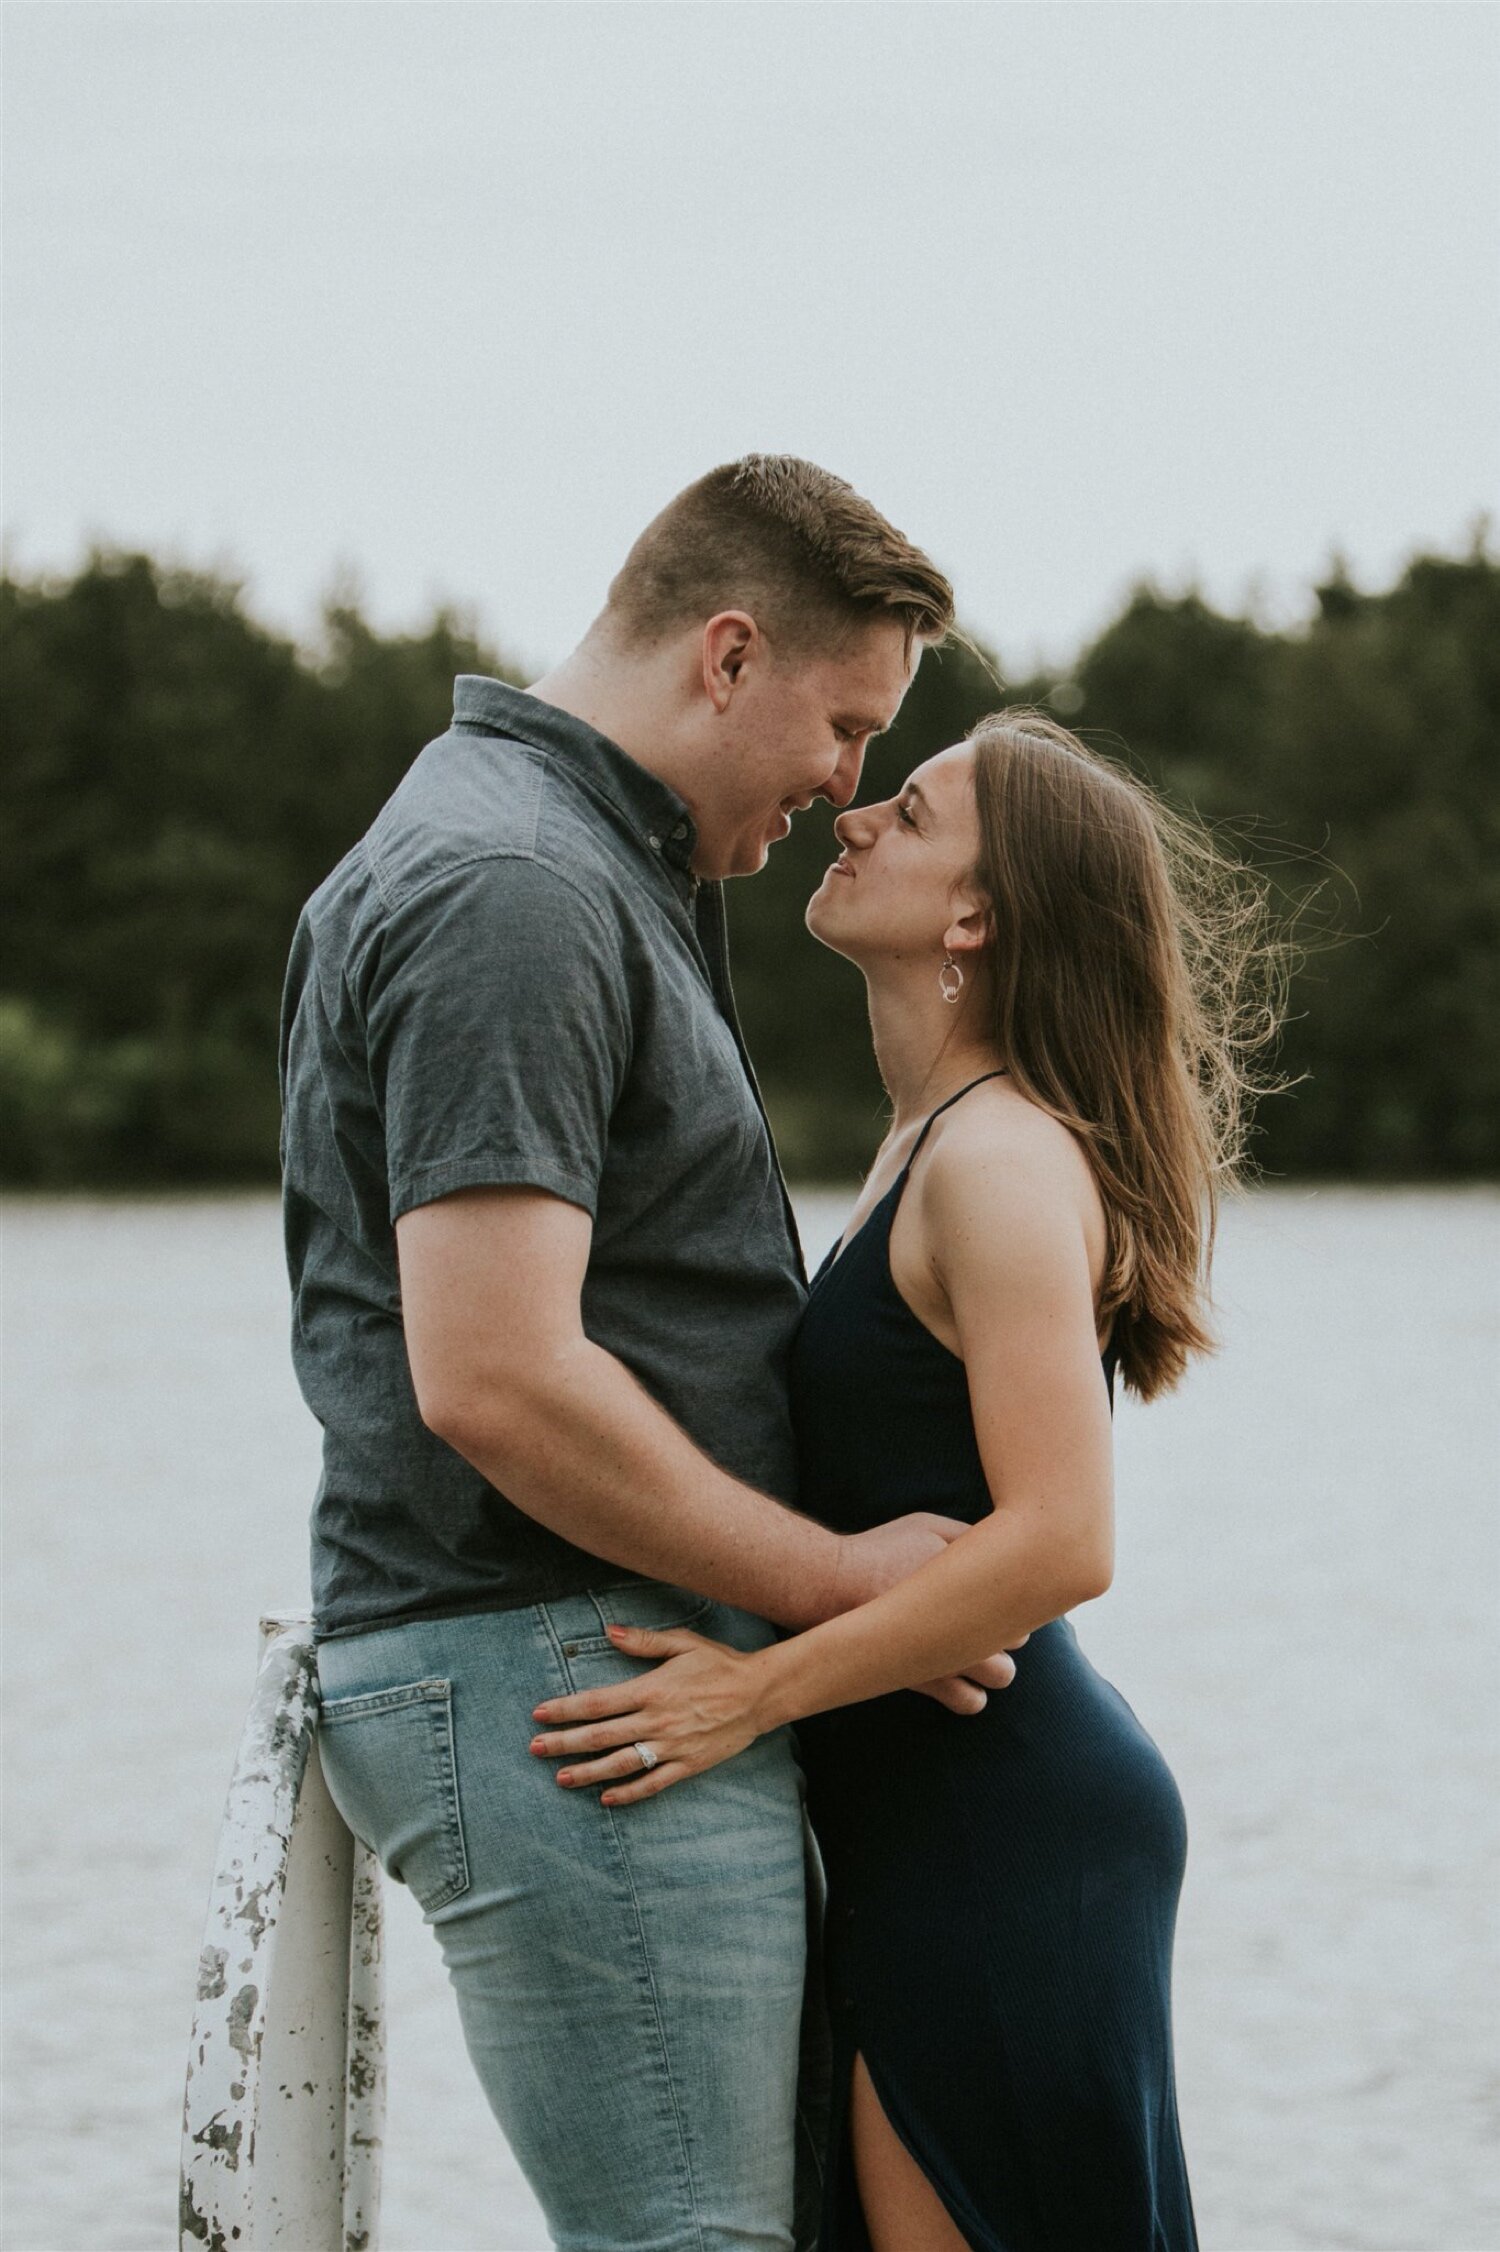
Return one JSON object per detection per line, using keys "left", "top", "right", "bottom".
{"left": 534, "top": 1602, "right": 571, "bottom": 1676}
{"left": 551, "top": 1591, "right": 716, "bottom": 1657}
{"left": 424, "top": 1684, "right": 470, "bottom": 1907}
{"left": 794, "top": 2084, "right": 827, "bottom": 2210}
{"left": 318, "top": 1676, "right": 450, "bottom": 1722}
{"left": 535, "top": 1598, "right": 703, "bottom": 2235}
{"left": 599, "top": 1802, "right": 708, "bottom": 2252}
{"left": 585, "top": 1590, "right": 613, "bottom": 1637}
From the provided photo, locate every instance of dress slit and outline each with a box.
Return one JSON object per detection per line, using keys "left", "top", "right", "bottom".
{"left": 828, "top": 2032, "right": 1002, "bottom": 2252}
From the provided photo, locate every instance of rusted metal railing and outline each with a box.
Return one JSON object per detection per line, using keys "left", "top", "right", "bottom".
{"left": 181, "top": 1614, "right": 385, "bottom": 2250}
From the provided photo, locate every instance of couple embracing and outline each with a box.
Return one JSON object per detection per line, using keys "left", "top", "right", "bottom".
{"left": 281, "top": 456, "right": 1234, "bottom": 2250}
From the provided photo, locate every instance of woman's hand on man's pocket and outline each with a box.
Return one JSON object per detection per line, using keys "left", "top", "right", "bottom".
{"left": 528, "top": 1623, "right": 770, "bottom": 1806}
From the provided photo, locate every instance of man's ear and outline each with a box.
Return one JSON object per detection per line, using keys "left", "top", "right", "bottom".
{"left": 701, "top": 612, "right": 758, "bottom": 712}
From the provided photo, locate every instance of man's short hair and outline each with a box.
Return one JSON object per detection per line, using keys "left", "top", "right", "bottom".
{"left": 605, "top": 455, "right": 954, "bottom": 660}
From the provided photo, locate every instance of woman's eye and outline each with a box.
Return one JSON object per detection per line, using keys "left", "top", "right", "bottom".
{"left": 896, "top": 801, "right": 916, "bottom": 828}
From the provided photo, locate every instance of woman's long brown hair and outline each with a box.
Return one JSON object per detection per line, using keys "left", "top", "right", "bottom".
{"left": 968, "top": 710, "right": 1289, "bottom": 1400}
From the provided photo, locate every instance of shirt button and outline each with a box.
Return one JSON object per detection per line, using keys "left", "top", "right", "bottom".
{"left": 562, "top": 1642, "right": 579, "bottom": 1657}
{"left": 648, "top": 835, "right": 662, "bottom": 852}
{"left": 671, "top": 820, "right": 689, "bottom": 841}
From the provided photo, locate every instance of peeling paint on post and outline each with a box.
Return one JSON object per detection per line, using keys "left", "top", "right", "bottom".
{"left": 180, "top": 1615, "right": 386, "bottom": 2250}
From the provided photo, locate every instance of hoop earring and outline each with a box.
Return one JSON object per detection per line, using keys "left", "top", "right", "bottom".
{"left": 939, "top": 954, "right": 964, "bottom": 1005}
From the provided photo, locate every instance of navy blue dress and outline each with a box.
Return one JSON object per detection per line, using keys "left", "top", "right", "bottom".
{"left": 790, "top": 1077, "right": 1197, "bottom": 2252}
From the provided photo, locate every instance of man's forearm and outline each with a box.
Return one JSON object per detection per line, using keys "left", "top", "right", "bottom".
{"left": 750, "top": 1503, "right": 1109, "bottom": 1733}
{"left": 431, "top": 1333, "right": 845, "bottom": 1630}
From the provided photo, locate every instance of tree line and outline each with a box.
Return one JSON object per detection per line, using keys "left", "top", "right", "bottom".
{"left": 2, "top": 535, "right": 1495, "bottom": 1187}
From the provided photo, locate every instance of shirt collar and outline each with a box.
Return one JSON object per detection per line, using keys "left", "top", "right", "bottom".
{"left": 451, "top": 674, "right": 698, "bottom": 878}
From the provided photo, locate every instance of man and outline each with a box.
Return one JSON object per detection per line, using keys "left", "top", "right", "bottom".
{"left": 279, "top": 455, "right": 1013, "bottom": 2251}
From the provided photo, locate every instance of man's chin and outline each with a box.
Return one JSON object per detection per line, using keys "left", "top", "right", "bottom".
{"left": 696, "top": 841, "right": 769, "bottom": 882}
{"left": 708, "top": 818, "right": 799, "bottom": 880}
{"left": 728, "top": 833, "right": 776, "bottom": 879}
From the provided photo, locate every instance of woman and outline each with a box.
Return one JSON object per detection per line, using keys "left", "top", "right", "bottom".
{"left": 530, "top": 710, "right": 1282, "bottom": 2251}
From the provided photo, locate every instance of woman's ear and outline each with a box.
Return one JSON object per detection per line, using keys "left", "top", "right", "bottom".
{"left": 942, "top": 892, "right": 993, "bottom": 961}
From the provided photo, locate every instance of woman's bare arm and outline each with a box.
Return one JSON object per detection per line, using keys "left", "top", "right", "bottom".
{"left": 529, "top": 1116, "right": 1116, "bottom": 1800}
{"left": 748, "top": 1118, "right": 1115, "bottom": 1727}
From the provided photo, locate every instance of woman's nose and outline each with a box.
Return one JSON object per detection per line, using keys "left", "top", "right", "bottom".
{"left": 833, "top": 805, "right": 871, "bottom": 847}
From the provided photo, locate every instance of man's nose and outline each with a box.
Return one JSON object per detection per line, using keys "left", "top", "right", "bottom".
{"left": 818, "top": 738, "right": 867, "bottom": 812}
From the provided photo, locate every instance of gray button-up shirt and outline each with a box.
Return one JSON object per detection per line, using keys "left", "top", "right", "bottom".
{"left": 280, "top": 675, "right": 807, "bottom": 1642}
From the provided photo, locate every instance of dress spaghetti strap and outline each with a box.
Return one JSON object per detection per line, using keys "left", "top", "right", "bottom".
{"left": 901, "top": 1070, "right": 1008, "bottom": 1177}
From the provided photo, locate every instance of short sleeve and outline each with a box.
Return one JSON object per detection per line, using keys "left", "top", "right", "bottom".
{"left": 361, "top": 856, "right": 632, "bottom": 1224}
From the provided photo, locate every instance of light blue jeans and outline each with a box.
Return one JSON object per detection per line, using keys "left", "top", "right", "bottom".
{"left": 316, "top": 1582, "right": 828, "bottom": 2252}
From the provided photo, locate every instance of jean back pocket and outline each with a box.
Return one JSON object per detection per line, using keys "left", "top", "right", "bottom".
{"left": 317, "top": 1677, "right": 470, "bottom": 1915}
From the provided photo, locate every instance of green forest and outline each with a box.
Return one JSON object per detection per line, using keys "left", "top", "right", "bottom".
{"left": 2, "top": 536, "right": 1496, "bottom": 1187}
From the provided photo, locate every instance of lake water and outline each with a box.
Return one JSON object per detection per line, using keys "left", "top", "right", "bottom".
{"left": 3, "top": 1187, "right": 1497, "bottom": 2252}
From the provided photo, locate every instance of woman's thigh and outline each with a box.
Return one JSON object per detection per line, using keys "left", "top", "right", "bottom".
{"left": 317, "top": 1588, "right": 813, "bottom": 2252}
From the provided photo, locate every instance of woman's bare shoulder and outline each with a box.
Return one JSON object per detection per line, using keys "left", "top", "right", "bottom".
{"left": 926, "top": 1077, "right": 1095, "bottom": 1182}
{"left": 916, "top": 1079, "right": 1105, "bottom": 1253}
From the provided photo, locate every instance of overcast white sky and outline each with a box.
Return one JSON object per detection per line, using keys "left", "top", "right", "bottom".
{"left": 5, "top": 2, "right": 1498, "bottom": 674}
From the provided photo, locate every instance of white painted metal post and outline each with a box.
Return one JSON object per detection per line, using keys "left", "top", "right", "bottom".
{"left": 181, "top": 1614, "right": 386, "bottom": 2251}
